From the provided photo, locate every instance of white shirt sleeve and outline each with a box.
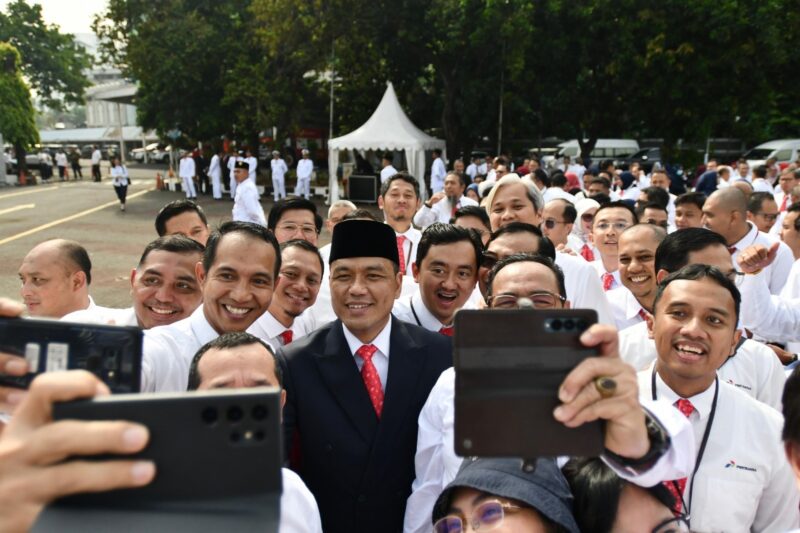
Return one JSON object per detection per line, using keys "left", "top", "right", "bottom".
{"left": 740, "top": 272, "right": 800, "bottom": 342}
{"left": 413, "top": 203, "right": 437, "bottom": 229}
{"left": 280, "top": 468, "right": 323, "bottom": 533}
{"left": 767, "top": 242, "right": 795, "bottom": 294}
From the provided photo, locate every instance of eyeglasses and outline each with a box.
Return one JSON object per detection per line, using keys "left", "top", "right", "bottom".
{"left": 543, "top": 218, "right": 566, "bottom": 229}
{"left": 277, "top": 223, "right": 317, "bottom": 236}
{"left": 433, "top": 500, "right": 522, "bottom": 533}
{"left": 651, "top": 515, "right": 690, "bottom": 533}
{"left": 488, "top": 290, "right": 566, "bottom": 309}
{"left": 594, "top": 222, "right": 631, "bottom": 232}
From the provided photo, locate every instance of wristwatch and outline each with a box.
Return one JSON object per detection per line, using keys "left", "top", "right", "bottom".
{"left": 602, "top": 410, "right": 671, "bottom": 476}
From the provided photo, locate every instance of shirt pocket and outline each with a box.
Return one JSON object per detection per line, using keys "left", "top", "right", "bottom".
{"left": 691, "top": 474, "right": 762, "bottom": 533}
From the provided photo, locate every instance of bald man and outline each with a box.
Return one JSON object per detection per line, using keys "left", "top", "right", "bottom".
{"left": 702, "top": 188, "right": 793, "bottom": 294}
{"left": 18, "top": 239, "right": 106, "bottom": 318}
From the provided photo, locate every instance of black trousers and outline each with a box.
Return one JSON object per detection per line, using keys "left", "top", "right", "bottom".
{"left": 58, "top": 166, "right": 66, "bottom": 179}
{"left": 92, "top": 164, "right": 101, "bottom": 181}
{"left": 71, "top": 163, "right": 82, "bottom": 178}
{"left": 114, "top": 185, "right": 128, "bottom": 204}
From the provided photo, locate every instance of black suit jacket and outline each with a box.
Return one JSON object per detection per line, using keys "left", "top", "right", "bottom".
{"left": 277, "top": 316, "right": 452, "bottom": 533}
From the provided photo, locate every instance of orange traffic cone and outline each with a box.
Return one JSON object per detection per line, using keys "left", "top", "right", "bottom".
{"left": 156, "top": 172, "right": 163, "bottom": 190}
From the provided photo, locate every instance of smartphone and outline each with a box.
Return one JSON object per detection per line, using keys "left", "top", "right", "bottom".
{"left": 0, "top": 317, "right": 142, "bottom": 393}
{"left": 34, "top": 388, "right": 282, "bottom": 532}
{"left": 453, "top": 308, "right": 604, "bottom": 458}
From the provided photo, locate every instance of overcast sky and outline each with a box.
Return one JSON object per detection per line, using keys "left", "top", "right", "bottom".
{"left": 0, "top": 0, "right": 108, "bottom": 34}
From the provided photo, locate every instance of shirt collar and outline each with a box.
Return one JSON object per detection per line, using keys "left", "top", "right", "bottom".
{"left": 624, "top": 290, "right": 646, "bottom": 320}
{"left": 258, "top": 310, "right": 292, "bottom": 339}
{"left": 342, "top": 318, "right": 392, "bottom": 357}
{"left": 732, "top": 221, "right": 759, "bottom": 250}
{"left": 653, "top": 370, "right": 717, "bottom": 421}
{"left": 411, "top": 291, "right": 447, "bottom": 330}
{"left": 194, "top": 305, "right": 222, "bottom": 345}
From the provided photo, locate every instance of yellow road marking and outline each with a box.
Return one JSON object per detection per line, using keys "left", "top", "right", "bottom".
{"left": 0, "top": 188, "right": 155, "bottom": 247}
{"left": 0, "top": 203, "right": 35, "bottom": 216}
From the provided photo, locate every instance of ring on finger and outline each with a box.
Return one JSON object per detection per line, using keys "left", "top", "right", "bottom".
{"left": 594, "top": 376, "right": 617, "bottom": 399}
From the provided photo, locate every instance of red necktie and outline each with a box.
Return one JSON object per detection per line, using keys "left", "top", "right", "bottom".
{"left": 451, "top": 200, "right": 459, "bottom": 218}
{"left": 580, "top": 244, "right": 595, "bottom": 262}
{"left": 602, "top": 272, "right": 614, "bottom": 291}
{"left": 396, "top": 235, "right": 407, "bottom": 271}
{"left": 439, "top": 326, "right": 454, "bottom": 337}
{"left": 727, "top": 246, "right": 737, "bottom": 255}
{"left": 781, "top": 194, "right": 788, "bottom": 212}
{"left": 663, "top": 398, "right": 695, "bottom": 513}
{"left": 637, "top": 309, "right": 648, "bottom": 321}
{"left": 279, "top": 330, "right": 293, "bottom": 345}
{"left": 356, "top": 344, "right": 384, "bottom": 417}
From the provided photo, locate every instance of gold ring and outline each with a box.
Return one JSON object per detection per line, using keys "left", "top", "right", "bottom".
{"left": 594, "top": 376, "right": 617, "bottom": 399}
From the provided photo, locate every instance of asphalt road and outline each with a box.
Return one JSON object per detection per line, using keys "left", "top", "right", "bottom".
{"left": 0, "top": 163, "right": 341, "bottom": 308}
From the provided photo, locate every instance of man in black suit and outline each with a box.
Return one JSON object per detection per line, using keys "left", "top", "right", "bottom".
{"left": 278, "top": 219, "right": 452, "bottom": 532}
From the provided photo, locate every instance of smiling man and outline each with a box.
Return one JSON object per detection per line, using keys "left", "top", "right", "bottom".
{"left": 141, "top": 221, "right": 280, "bottom": 392}
{"left": 393, "top": 224, "right": 482, "bottom": 334}
{"left": 378, "top": 173, "right": 423, "bottom": 277}
{"left": 589, "top": 202, "right": 638, "bottom": 291}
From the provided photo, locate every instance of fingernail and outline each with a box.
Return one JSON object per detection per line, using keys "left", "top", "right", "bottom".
{"left": 559, "top": 386, "right": 573, "bottom": 403}
{"left": 553, "top": 406, "right": 565, "bottom": 420}
{"left": 580, "top": 330, "right": 594, "bottom": 343}
{"left": 6, "top": 390, "right": 26, "bottom": 405}
{"left": 95, "top": 382, "right": 110, "bottom": 397}
{"left": 5, "top": 359, "right": 27, "bottom": 374}
{"left": 122, "top": 426, "right": 148, "bottom": 449}
{"left": 130, "top": 461, "right": 155, "bottom": 484}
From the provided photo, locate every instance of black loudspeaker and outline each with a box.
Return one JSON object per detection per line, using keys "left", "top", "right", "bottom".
{"left": 348, "top": 174, "right": 378, "bottom": 203}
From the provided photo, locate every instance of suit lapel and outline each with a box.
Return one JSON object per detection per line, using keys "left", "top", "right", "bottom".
{"left": 377, "top": 318, "right": 426, "bottom": 434}
{"left": 314, "top": 321, "right": 378, "bottom": 443}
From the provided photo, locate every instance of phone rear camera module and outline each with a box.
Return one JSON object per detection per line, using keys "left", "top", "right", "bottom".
{"left": 201, "top": 407, "right": 218, "bottom": 425}
{"left": 227, "top": 405, "right": 244, "bottom": 423}
{"left": 230, "top": 431, "right": 241, "bottom": 443}
{"left": 254, "top": 430, "right": 265, "bottom": 442}
{"left": 252, "top": 405, "right": 268, "bottom": 420}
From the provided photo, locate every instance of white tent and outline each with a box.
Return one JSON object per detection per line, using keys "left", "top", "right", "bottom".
{"left": 327, "top": 82, "right": 445, "bottom": 202}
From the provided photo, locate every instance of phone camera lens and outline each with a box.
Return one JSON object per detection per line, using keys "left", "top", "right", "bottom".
{"left": 551, "top": 319, "right": 562, "bottom": 331}
{"left": 254, "top": 430, "right": 265, "bottom": 442}
{"left": 576, "top": 320, "right": 588, "bottom": 331}
{"left": 201, "top": 407, "right": 218, "bottom": 425}
{"left": 230, "top": 431, "right": 241, "bottom": 443}
{"left": 227, "top": 406, "right": 243, "bottom": 422}
{"left": 563, "top": 319, "right": 575, "bottom": 330}
{"left": 252, "top": 405, "right": 268, "bottom": 420}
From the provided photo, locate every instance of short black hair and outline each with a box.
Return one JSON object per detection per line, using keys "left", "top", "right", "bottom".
{"left": 550, "top": 173, "right": 567, "bottom": 188}
{"left": 187, "top": 332, "right": 279, "bottom": 391}
{"left": 415, "top": 223, "right": 483, "bottom": 270}
{"left": 487, "top": 253, "right": 566, "bottom": 300}
{"left": 588, "top": 176, "right": 611, "bottom": 190}
{"left": 342, "top": 209, "right": 381, "bottom": 222}
{"left": 675, "top": 191, "right": 706, "bottom": 210}
{"left": 747, "top": 191, "right": 776, "bottom": 215}
{"left": 788, "top": 203, "right": 800, "bottom": 231}
{"left": 560, "top": 201, "right": 577, "bottom": 224}
{"left": 451, "top": 205, "right": 491, "bottom": 231}
{"left": 267, "top": 198, "right": 323, "bottom": 234}
{"left": 783, "top": 366, "right": 800, "bottom": 443}
{"left": 380, "top": 173, "right": 420, "bottom": 199}
{"left": 594, "top": 201, "right": 638, "bottom": 226}
{"left": 641, "top": 187, "right": 670, "bottom": 209}
{"left": 534, "top": 168, "right": 551, "bottom": 188}
{"left": 58, "top": 240, "right": 93, "bottom": 285}
{"left": 754, "top": 164, "right": 768, "bottom": 179}
{"left": 382, "top": 152, "right": 393, "bottom": 162}
{"left": 137, "top": 235, "right": 205, "bottom": 268}
{"left": 636, "top": 202, "right": 668, "bottom": 220}
{"left": 654, "top": 227, "right": 727, "bottom": 273}
{"left": 155, "top": 200, "right": 208, "bottom": 237}
{"left": 653, "top": 264, "right": 740, "bottom": 322}
{"left": 280, "top": 238, "right": 324, "bottom": 274}
{"left": 487, "top": 222, "right": 556, "bottom": 260}
{"left": 203, "top": 221, "right": 281, "bottom": 279}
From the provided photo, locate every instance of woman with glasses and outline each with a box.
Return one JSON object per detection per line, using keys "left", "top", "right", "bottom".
{"left": 571, "top": 198, "right": 600, "bottom": 262}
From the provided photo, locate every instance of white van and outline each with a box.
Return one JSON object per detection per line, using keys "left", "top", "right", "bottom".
{"left": 743, "top": 139, "right": 800, "bottom": 169}
{"left": 542, "top": 139, "right": 639, "bottom": 168}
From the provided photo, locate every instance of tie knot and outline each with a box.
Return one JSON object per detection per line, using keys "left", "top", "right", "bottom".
{"left": 602, "top": 272, "right": 614, "bottom": 291}
{"left": 396, "top": 235, "right": 406, "bottom": 245}
{"left": 279, "top": 330, "right": 293, "bottom": 345}
{"left": 675, "top": 398, "right": 695, "bottom": 418}
{"left": 356, "top": 344, "right": 378, "bottom": 361}
{"left": 439, "top": 326, "right": 454, "bottom": 337}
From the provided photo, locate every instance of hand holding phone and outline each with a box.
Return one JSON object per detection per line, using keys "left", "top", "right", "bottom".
{"left": 0, "top": 298, "right": 30, "bottom": 411}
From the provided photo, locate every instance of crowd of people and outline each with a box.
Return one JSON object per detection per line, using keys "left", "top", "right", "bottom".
{"left": 3, "top": 149, "right": 800, "bottom": 532}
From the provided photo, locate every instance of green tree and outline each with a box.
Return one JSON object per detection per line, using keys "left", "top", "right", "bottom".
{"left": 0, "top": 42, "right": 39, "bottom": 180}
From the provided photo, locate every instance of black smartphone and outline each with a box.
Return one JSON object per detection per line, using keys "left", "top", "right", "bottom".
{"left": 34, "top": 388, "right": 282, "bottom": 532}
{"left": 0, "top": 317, "right": 142, "bottom": 393}
{"left": 453, "top": 308, "right": 604, "bottom": 458}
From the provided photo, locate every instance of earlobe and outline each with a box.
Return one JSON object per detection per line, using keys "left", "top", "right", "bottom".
{"left": 195, "top": 262, "right": 206, "bottom": 285}
{"left": 411, "top": 262, "right": 419, "bottom": 283}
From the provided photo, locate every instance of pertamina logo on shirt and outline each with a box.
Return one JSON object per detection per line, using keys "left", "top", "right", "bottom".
{"left": 725, "top": 459, "right": 757, "bottom": 472}
{"left": 724, "top": 378, "right": 752, "bottom": 391}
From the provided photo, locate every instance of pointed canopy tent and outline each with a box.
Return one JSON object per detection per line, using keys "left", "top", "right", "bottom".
{"left": 328, "top": 82, "right": 445, "bottom": 202}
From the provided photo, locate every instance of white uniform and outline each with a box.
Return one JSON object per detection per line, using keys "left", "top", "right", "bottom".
{"left": 91, "top": 149, "right": 101, "bottom": 165}
{"left": 591, "top": 260, "right": 622, "bottom": 291}
{"left": 555, "top": 252, "right": 615, "bottom": 326}
{"left": 739, "top": 262, "right": 800, "bottom": 342}
{"left": 729, "top": 221, "right": 794, "bottom": 294}
{"left": 280, "top": 468, "right": 323, "bottom": 533}
{"left": 271, "top": 158, "right": 288, "bottom": 201}
{"left": 208, "top": 154, "right": 222, "bottom": 199}
{"left": 295, "top": 158, "right": 314, "bottom": 199}
{"left": 247, "top": 310, "right": 311, "bottom": 351}
{"left": 61, "top": 306, "right": 138, "bottom": 327}
{"left": 141, "top": 306, "right": 219, "bottom": 392}
{"left": 110, "top": 165, "right": 129, "bottom": 187}
{"left": 639, "top": 371, "right": 799, "bottom": 533}
{"left": 380, "top": 164, "right": 398, "bottom": 183}
{"left": 227, "top": 156, "right": 238, "bottom": 198}
{"left": 605, "top": 286, "right": 647, "bottom": 331}
{"left": 246, "top": 156, "right": 258, "bottom": 189}
{"left": 430, "top": 157, "right": 446, "bottom": 193}
{"left": 465, "top": 163, "right": 477, "bottom": 181}
{"left": 178, "top": 156, "right": 197, "bottom": 198}
{"left": 619, "top": 321, "right": 785, "bottom": 409}
{"left": 232, "top": 179, "right": 266, "bottom": 226}
{"left": 412, "top": 195, "right": 479, "bottom": 228}
{"left": 393, "top": 291, "right": 474, "bottom": 333}
{"left": 403, "top": 366, "right": 697, "bottom": 533}
{"left": 542, "top": 187, "right": 576, "bottom": 204}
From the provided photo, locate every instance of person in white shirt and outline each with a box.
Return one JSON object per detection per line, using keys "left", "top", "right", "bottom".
{"left": 781, "top": 204, "right": 800, "bottom": 259}
{"left": 227, "top": 150, "right": 239, "bottom": 199}
{"left": 55, "top": 150, "right": 68, "bottom": 180}
{"left": 638, "top": 265, "right": 799, "bottom": 532}
{"left": 746, "top": 191, "right": 780, "bottom": 233}
{"left": 245, "top": 148, "right": 258, "bottom": 191}
{"left": 379, "top": 152, "right": 398, "bottom": 183}
{"left": 702, "top": 187, "right": 794, "bottom": 294}
{"left": 393, "top": 224, "right": 481, "bottom": 335}
{"left": 542, "top": 172, "right": 577, "bottom": 204}
{"left": 91, "top": 145, "right": 102, "bottom": 181}
{"left": 232, "top": 160, "right": 266, "bottom": 226}
{"left": 637, "top": 203, "right": 672, "bottom": 232}
{"left": 572, "top": 198, "right": 601, "bottom": 261}
{"left": 781, "top": 368, "right": 800, "bottom": 526}
{"left": 187, "top": 332, "right": 323, "bottom": 533}
{"left": 589, "top": 202, "right": 638, "bottom": 291}
{"left": 413, "top": 173, "right": 478, "bottom": 228}
{"left": 248, "top": 240, "right": 322, "bottom": 349}
{"left": 63, "top": 235, "right": 204, "bottom": 330}
{"left": 542, "top": 199, "right": 584, "bottom": 252}
{"left": 270, "top": 150, "right": 288, "bottom": 201}
{"left": 178, "top": 152, "right": 197, "bottom": 199}
{"left": 674, "top": 192, "right": 705, "bottom": 230}
{"left": 404, "top": 254, "right": 696, "bottom": 533}
{"left": 207, "top": 147, "right": 223, "bottom": 200}
{"left": 377, "top": 174, "right": 422, "bottom": 278}
{"left": 465, "top": 156, "right": 479, "bottom": 182}
{"left": 451, "top": 205, "right": 491, "bottom": 245}
{"left": 109, "top": 157, "right": 130, "bottom": 211}
{"left": 774, "top": 169, "right": 798, "bottom": 213}
{"left": 142, "top": 222, "right": 280, "bottom": 392}
{"left": 295, "top": 149, "right": 314, "bottom": 200}
{"left": 429, "top": 148, "right": 446, "bottom": 194}
{"left": 733, "top": 159, "right": 752, "bottom": 183}
{"left": 752, "top": 164, "right": 774, "bottom": 193}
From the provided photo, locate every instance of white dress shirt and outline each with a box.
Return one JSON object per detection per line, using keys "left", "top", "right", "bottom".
{"left": 91, "top": 149, "right": 101, "bottom": 165}
{"left": 739, "top": 263, "right": 800, "bottom": 342}
{"left": 247, "top": 310, "right": 311, "bottom": 351}
{"left": 271, "top": 158, "right": 288, "bottom": 180}
{"left": 280, "top": 468, "right": 323, "bottom": 533}
{"left": 178, "top": 156, "right": 195, "bottom": 179}
{"left": 246, "top": 156, "right": 258, "bottom": 183}
{"left": 380, "top": 164, "right": 398, "bottom": 183}
{"left": 620, "top": 322, "right": 786, "bottom": 410}
{"left": 542, "top": 187, "right": 576, "bottom": 204}
{"left": 110, "top": 165, "right": 129, "bottom": 187}
{"left": 730, "top": 221, "right": 794, "bottom": 294}
{"left": 605, "top": 286, "right": 646, "bottom": 331}
{"left": 555, "top": 252, "right": 615, "bottom": 325}
{"left": 430, "top": 158, "right": 447, "bottom": 193}
{"left": 299, "top": 245, "right": 336, "bottom": 333}
{"left": 232, "top": 179, "right": 266, "bottom": 226}
{"left": 639, "top": 371, "right": 799, "bottom": 533}
{"left": 465, "top": 163, "right": 477, "bottom": 180}
{"left": 591, "top": 260, "right": 622, "bottom": 290}
{"left": 413, "top": 195, "right": 479, "bottom": 228}
{"left": 393, "top": 291, "right": 456, "bottom": 332}
{"left": 296, "top": 158, "right": 313, "bottom": 180}
{"left": 394, "top": 225, "right": 422, "bottom": 277}
{"left": 403, "top": 367, "right": 697, "bottom": 533}
{"left": 141, "top": 305, "right": 219, "bottom": 392}
{"left": 208, "top": 154, "right": 221, "bottom": 179}
{"left": 61, "top": 306, "right": 138, "bottom": 327}
{"left": 55, "top": 152, "right": 67, "bottom": 167}
{"left": 342, "top": 319, "right": 392, "bottom": 389}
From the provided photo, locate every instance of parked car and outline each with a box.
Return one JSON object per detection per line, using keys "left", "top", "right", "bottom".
{"left": 544, "top": 139, "right": 639, "bottom": 169}
{"left": 743, "top": 139, "right": 800, "bottom": 170}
